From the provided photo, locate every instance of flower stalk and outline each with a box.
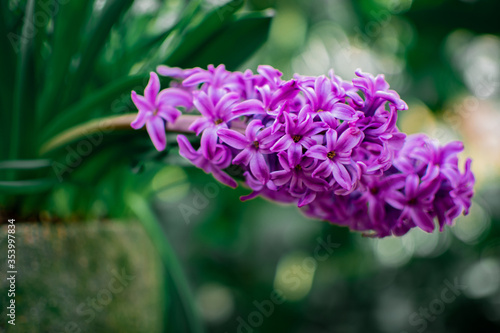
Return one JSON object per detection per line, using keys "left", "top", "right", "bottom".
{"left": 39, "top": 114, "right": 209, "bottom": 155}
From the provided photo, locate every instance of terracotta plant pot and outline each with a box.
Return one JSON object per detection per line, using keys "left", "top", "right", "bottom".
{"left": 0, "top": 221, "right": 163, "bottom": 332}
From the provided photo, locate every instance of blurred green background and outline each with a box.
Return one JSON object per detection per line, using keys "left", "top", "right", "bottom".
{"left": 1, "top": 0, "right": 500, "bottom": 332}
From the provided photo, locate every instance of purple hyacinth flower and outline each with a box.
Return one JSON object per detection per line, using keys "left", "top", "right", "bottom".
{"left": 301, "top": 75, "right": 358, "bottom": 127}
{"left": 157, "top": 65, "right": 200, "bottom": 80}
{"left": 432, "top": 158, "right": 474, "bottom": 231}
{"left": 177, "top": 135, "right": 237, "bottom": 188}
{"left": 257, "top": 65, "right": 283, "bottom": 88}
{"left": 189, "top": 88, "right": 240, "bottom": 160}
{"left": 218, "top": 119, "right": 272, "bottom": 184}
{"left": 433, "top": 186, "right": 461, "bottom": 232}
{"left": 232, "top": 79, "right": 301, "bottom": 117}
{"left": 131, "top": 72, "right": 193, "bottom": 151}
{"left": 270, "top": 107, "right": 327, "bottom": 166}
{"left": 352, "top": 69, "right": 408, "bottom": 116}
{"left": 232, "top": 85, "right": 274, "bottom": 117}
{"left": 306, "top": 128, "right": 364, "bottom": 190}
{"left": 143, "top": 64, "right": 475, "bottom": 238}
{"left": 412, "top": 140, "right": 464, "bottom": 184}
{"left": 357, "top": 174, "right": 406, "bottom": 227}
{"left": 385, "top": 174, "right": 441, "bottom": 232}
{"left": 271, "top": 150, "right": 329, "bottom": 207}
{"left": 450, "top": 158, "right": 474, "bottom": 215}
{"left": 229, "top": 69, "right": 262, "bottom": 100}
{"left": 182, "top": 64, "right": 234, "bottom": 89}
{"left": 239, "top": 171, "right": 288, "bottom": 202}
{"left": 326, "top": 69, "right": 365, "bottom": 108}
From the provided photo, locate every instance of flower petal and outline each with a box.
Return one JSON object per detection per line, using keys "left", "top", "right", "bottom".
{"left": 330, "top": 103, "right": 356, "bottom": 121}
{"left": 257, "top": 65, "right": 282, "bottom": 85}
{"left": 410, "top": 208, "right": 435, "bottom": 233}
{"left": 312, "top": 160, "right": 334, "bottom": 178}
{"left": 145, "top": 72, "right": 161, "bottom": 106}
{"left": 305, "top": 145, "right": 328, "bottom": 160}
{"left": 298, "top": 190, "right": 317, "bottom": 207}
{"left": 182, "top": 71, "right": 212, "bottom": 87}
{"left": 270, "top": 79, "right": 300, "bottom": 109}
{"left": 215, "top": 92, "right": 240, "bottom": 119}
{"left": 325, "top": 129, "right": 338, "bottom": 151}
{"left": 318, "top": 111, "right": 339, "bottom": 128}
{"left": 211, "top": 167, "right": 238, "bottom": 188}
{"left": 233, "top": 149, "right": 253, "bottom": 166}
{"left": 246, "top": 119, "right": 263, "bottom": 141}
{"left": 157, "top": 106, "right": 181, "bottom": 123}
{"left": 130, "top": 110, "right": 149, "bottom": 129}
{"left": 314, "top": 76, "right": 331, "bottom": 106}
{"left": 218, "top": 128, "right": 249, "bottom": 149}
{"left": 201, "top": 126, "right": 219, "bottom": 160}
{"left": 386, "top": 191, "right": 406, "bottom": 210}
{"left": 368, "top": 200, "right": 385, "bottom": 223}
{"left": 146, "top": 117, "right": 166, "bottom": 151}
{"left": 442, "top": 141, "right": 464, "bottom": 160}
{"left": 331, "top": 162, "right": 352, "bottom": 190}
{"left": 177, "top": 135, "right": 199, "bottom": 161}
{"left": 418, "top": 177, "right": 440, "bottom": 199}
{"left": 249, "top": 153, "right": 270, "bottom": 184}
{"left": 271, "top": 170, "right": 292, "bottom": 186}
{"left": 304, "top": 175, "right": 329, "bottom": 191}
{"left": 157, "top": 65, "right": 185, "bottom": 78}
{"left": 232, "top": 99, "right": 266, "bottom": 116}
{"left": 271, "top": 135, "right": 293, "bottom": 152}
{"left": 189, "top": 117, "right": 211, "bottom": 136}
{"left": 212, "top": 144, "right": 232, "bottom": 168}
{"left": 157, "top": 88, "right": 193, "bottom": 109}
{"left": 405, "top": 174, "right": 419, "bottom": 199}
{"left": 131, "top": 91, "right": 154, "bottom": 113}
{"left": 336, "top": 127, "right": 363, "bottom": 152}
{"left": 193, "top": 92, "right": 215, "bottom": 118}
{"left": 287, "top": 143, "right": 303, "bottom": 168}
{"left": 375, "top": 90, "right": 408, "bottom": 110}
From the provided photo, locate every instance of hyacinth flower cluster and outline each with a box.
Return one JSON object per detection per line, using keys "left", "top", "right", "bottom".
{"left": 131, "top": 64, "right": 474, "bottom": 237}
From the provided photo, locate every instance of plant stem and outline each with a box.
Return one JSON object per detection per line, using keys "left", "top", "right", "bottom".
{"left": 39, "top": 114, "right": 198, "bottom": 155}
{"left": 40, "top": 113, "right": 247, "bottom": 155}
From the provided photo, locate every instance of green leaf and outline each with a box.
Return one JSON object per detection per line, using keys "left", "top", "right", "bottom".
{"left": 41, "top": 75, "right": 146, "bottom": 143}
{"left": 38, "top": 0, "right": 93, "bottom": 124}
{"left": 11, "top": 0, "right": 36, "bottom": 162}
{"left": 182, "top": 10, "right": 274, "bottom": 70}
{"left": 115, "top": 0, "right": 204, "bottom": 72}
{"left": 33, "top": 1, "right": 53, "bottom": 98}
{"left": 173, "top": 0, "right": 205, "bottom": 34}
{"left": 127, "top": 193, "right": 205, "bottom": 333}
{"left": 0, "top": 178, "right": 57, "bottom": 195}
{"left": 164, "top": 0, "right": 245, "bottom": 67}
{"left": 0, "top": 3, "right": 16, "bottom": 161}
{"left": 0, "top": 159, "right": 52, "bottom": 170}
{"left": 63, "top": 0, "right": 135, "bottom": 106}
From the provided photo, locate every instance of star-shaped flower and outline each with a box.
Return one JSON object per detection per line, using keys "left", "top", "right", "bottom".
{"left": 218, "top": 119, "right": 272, "bottom": 184}
{"left": 131, "top": 72, "right": 192, "bottom": 151}
{"left": 306, "top": 128, "right": 364, "bottom": 190}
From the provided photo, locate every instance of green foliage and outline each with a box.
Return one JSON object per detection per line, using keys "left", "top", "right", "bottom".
{"left": 172, "top": 10, "right": 274, "bottom": 70}
{"left": 0, "top": 0, "right": 274, "bottom": 214}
